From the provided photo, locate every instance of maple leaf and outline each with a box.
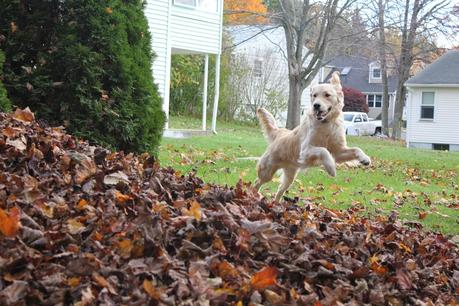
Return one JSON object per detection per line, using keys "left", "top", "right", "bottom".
{"left": 0, "top": 207, "right": 21, "bottom": 237}
{"left": 251, "top": 266, "right": 278, "bottom": 290}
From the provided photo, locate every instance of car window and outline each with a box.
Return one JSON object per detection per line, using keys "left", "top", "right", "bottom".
{"left": 354, "top": 114, "right": 362, "bottom": 122}
{"left": 343, "top": 114, "right": 354, "bottom": 122}
{"left": 362, "top": 114, "right": 368, "bottom": 122}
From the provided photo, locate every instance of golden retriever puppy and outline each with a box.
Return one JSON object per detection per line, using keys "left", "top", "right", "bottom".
{"left": 255, "top": 72, "right": 371, "bottom": 201}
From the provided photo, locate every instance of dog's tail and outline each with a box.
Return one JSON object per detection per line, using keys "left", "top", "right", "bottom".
{"left": 257, "top": 108, "right": 278, "bottom": 143}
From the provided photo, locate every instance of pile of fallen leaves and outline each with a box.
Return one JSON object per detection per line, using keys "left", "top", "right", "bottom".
{"left": 1, "top": 109, "right": 458, "bottom": 305}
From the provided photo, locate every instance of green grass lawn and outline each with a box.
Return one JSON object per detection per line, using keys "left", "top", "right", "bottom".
{"left": 161, "top": 116, "right": 459, "bottom": 235}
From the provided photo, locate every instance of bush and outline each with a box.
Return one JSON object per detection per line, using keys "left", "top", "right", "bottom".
{"left": 170, "top": 54, "right": 205, "bottom": 117}
{"left": 0, "top": 0, "right": 165, "bottom": 153}
{"left": 0, "top": 50, "right": 11, "bottom": 112}
{"left": 342, "top": 87, "right": 369, "bottom": 113}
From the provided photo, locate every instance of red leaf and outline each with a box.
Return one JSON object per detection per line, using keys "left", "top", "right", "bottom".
{"left": 251, "top": 266, "right": 278, "bottom": 290}
{"left": 0, "top": 207, "right": 21, "bottom": 237}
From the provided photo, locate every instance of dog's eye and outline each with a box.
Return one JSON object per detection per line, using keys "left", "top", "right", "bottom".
{"left": 325, "top": 93, "right": 331, "bottom": 98}
{"left": 313, "top": 94, "right": 317, "bottom": 98}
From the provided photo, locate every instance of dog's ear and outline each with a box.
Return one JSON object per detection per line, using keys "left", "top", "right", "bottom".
{"left": 331, "top": 71, "right": 344, "bottom": 105}
{"left": 330, "top": 71, "right": 342, "bottom": 90}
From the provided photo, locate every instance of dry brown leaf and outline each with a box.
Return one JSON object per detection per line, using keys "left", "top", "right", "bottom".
{"left": 118, "top": 239, "right": 133, "bottom": 258}
{"left": 67, "top": 219, "right": 85, "bottom": 235}
{"left": 143, "top": 279, "right": 160, "bottom": 300}
{"left": 114, "top": 191, "right": 133, "bottom": 203}
{"left": 76, "top": 199, "right": 89, "bottom": 211}
{"left": 2, "top": 127, "right": 19, "bottom": 138}
{"left": 12, "top": 107, "right": 34, "bottom": 122}
{"left": 10, "top": 22, "right": 18, "bottom": 33}
{"left": 217, "top": 260, "right": 239, "bottom": 280}
{"left": 182, "top": 200, "right": 202, "bottom": 221}
{"left": 418, "top": 211, "right": 428, "bottom": 220}
{"left": 67, "top": 277, "right": 81, "bottom": 287}
{"left": 92, "top": 272, "right": 117, "bottom": 295}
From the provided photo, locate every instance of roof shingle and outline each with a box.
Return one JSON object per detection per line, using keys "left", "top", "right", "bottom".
{"left": 405, "top": 51, "right": 459, "bottom": 86}
{"left": 324, "top": 55, "right": 398, "bottom": 93}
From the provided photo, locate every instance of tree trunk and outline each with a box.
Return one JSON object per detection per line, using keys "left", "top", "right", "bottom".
{"left": 286, "top": 75, "right": 302, "bottom": 129}
{"left": 392, "top": 73, "right": 407, "bottom": 139}
{"left": 381, "top": 69, "right": 390, "bottom": 135}
{"left": 377, "top": 0, "right": 390, "bottom": 136}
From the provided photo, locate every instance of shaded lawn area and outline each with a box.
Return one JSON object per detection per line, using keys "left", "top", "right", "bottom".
{"left": 161, "top": 116, "right": 459, "bottom": 234}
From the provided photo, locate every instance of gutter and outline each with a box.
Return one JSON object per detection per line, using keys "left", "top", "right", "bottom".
{"left": 405, "top": 83, "right": 459, "bottom": 88}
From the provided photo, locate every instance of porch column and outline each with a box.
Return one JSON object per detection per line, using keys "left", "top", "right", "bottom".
{"left": 202, "top": 54, "right": 209, "bottom": 131}
{"left": 163, "top": 46, "right": 172, "bottom": 130}
{"left": 211, "top": 54, "right": 221, "bottom": 134}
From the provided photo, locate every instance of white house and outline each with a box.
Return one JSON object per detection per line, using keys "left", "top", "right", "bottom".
{"left": 145, "top": 0, "right": 224, "bottom": 132}
{"left": 227, "top": 26, "right": 319, "bottom": 126}
{"left": 405, "top": 50, "right": 459, "bottom": 151}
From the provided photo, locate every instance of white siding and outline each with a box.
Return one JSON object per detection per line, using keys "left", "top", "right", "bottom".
{"left": 145, "top": 0, "right": 170, "bottom": 99}
{"left": 406, "top": 87, "right": 459, "bottom": 145}
{"left": 170, "top": 5, "right": 222, "bottom": 54}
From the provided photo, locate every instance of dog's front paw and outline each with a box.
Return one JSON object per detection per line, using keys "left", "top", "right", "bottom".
{"left": 359, "top": 155, "right": 371, "bottom": 166}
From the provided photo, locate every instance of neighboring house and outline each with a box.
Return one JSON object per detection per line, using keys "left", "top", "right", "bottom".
{"left": 145, "top": 0, "right": 224, "bottom": 132}
{"left": 321, "top": 55, "right": 398, "bottom": 122}
{"left": 227, "top": 26, "right": 319, "bottom": 126}
{"left": 405, "top": 50, "right": 459, "bottom": 151}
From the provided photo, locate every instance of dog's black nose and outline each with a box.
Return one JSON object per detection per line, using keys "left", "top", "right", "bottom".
{"left": 313, "top": 103, "right": 320, "bottom": 110}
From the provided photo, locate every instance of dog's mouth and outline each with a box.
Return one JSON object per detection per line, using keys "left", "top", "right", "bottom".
{"left": 315, "top": 107, "right": 332, "bottom": 121}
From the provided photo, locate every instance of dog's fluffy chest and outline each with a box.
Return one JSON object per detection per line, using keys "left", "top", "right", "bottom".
{"left": 306, "top": 121, "right": 340, "bottom": 148}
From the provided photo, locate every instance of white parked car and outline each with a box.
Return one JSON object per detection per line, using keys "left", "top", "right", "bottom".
{"left": 342, "top": 112, "right": 382, "bottom": 136}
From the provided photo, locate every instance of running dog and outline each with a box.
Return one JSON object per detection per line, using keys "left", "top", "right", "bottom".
{"left": 255, "top": 72, "right": 371, "bottom": 201}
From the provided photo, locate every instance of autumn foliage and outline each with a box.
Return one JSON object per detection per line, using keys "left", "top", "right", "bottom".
{"left": 343, "top": 87, "right": 369, "bottom": 113}
{"left": 0, "top": 108, "right": 458, "bottom": 305}
{"left": 224, "top": 0, "right": 268, "bottom": 25}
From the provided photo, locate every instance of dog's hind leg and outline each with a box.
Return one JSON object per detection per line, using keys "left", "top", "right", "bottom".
{"left": 254, "top": 154, "right": 277, "bottom": 191}
{"left": 274, "top": 167, "right": 297, "bottom": 202}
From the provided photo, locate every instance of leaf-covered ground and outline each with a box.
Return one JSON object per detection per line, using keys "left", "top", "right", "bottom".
{"left": 162, "top": 116, "right": 459, "bottom": 234}
{"left": 1, "top": 109, "right": 459, "bottom": 305}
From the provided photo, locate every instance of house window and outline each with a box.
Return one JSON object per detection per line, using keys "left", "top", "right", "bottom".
{"left": 367, "top": 94, "right": 382, "bottom": 108}
{"left": 174, "top": 0, "right": 196, "bottom": 6}
{"left": 173, "top": 0, "right": 218, "bottom": 12}
{"left": 372, "top": 68, "right": 381, "bottom": 78}
{"left": 433, "top": 143, "right": 449, "bottom": 151}
{"left": 421, "top": 92, "right": 435, "bottom": 119}
{"left": 254, "top": 59, "right": 263, "bottom": 78}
